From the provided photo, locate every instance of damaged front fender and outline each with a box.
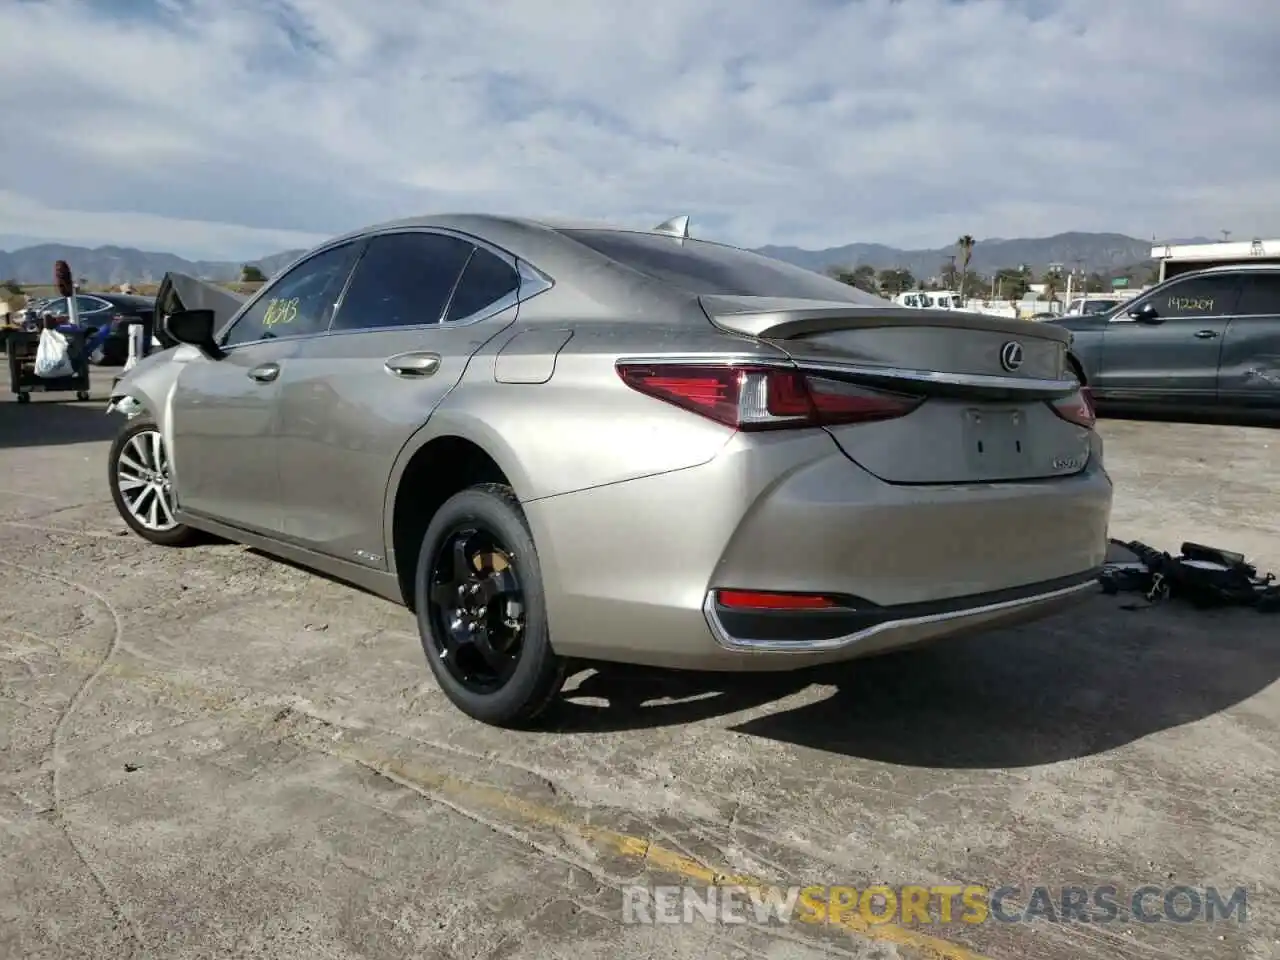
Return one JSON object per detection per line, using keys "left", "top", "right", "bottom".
{"left": 105, "top": 394, "right": 146, "bottom": 418}
{"left": 104, "top": 342, "right": 193, "bottom": 435}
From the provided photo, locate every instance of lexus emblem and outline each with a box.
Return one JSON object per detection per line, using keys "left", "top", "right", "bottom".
{"left": 999, "top": 340, "right": 1024, "bottom": 372}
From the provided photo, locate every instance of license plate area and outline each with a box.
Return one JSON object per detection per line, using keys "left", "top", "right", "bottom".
{"left": 962, "top": 407, "right": 1028, "bottom": 478}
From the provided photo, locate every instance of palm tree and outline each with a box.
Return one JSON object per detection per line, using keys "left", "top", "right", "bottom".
{"left": 955, "top": 235, "right": 975, "bottom": 299}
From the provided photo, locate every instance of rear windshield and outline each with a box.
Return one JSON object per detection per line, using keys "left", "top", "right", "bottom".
{"left": 560, "top": 229, "right": 888, "bottom": 304}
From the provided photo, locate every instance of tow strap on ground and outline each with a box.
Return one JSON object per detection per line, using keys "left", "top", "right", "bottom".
{"left": 1099, "top": 539, "right": 1280, "bottom": 612}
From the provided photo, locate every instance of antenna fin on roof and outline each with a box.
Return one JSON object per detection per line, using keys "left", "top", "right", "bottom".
{"left": 653, "top": 215, "right": 690, "bottom": 238}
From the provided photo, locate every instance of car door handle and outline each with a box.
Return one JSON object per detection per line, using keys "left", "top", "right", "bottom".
{"left": 247, "top": 362, "right": 280, "bottom": 382}
{"left": 1194, "top": 330, "right": 1219, "bottom": 339}
{"left": 385, "top": 352, "right": 441, "bottom": 377}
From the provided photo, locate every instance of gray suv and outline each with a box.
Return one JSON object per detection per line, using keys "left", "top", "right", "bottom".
{"left": 1052, "top": 264, "right": 1280, "bottom": 417}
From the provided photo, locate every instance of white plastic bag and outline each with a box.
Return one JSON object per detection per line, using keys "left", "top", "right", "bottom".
{"left": 34, "top": 327, "right": 75, "bottom": 379}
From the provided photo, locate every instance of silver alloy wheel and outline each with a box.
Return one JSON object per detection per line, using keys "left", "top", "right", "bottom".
{"left": 115, "top": 428, "right": 178, "bottom": 532}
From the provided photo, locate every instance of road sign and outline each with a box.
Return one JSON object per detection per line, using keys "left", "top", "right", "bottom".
{"left": 1111, "top": 277, "right": 1129, "bottom": 288}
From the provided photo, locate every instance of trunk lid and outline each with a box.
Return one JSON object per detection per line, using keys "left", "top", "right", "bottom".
{"left": 699, "top": 296, "right": 1091, "bottom": 485}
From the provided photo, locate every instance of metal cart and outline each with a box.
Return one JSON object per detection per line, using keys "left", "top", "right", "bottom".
{"left": 5, "top": 327, "right": 92, "bottom": 403}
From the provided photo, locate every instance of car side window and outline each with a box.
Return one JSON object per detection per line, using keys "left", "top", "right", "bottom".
{"left": 445, "top": 247, "right": 520, "bottom": 322}
{"left": 223, "top": 242, "right": 360, "bottom": 347}
{"left": 1234, "top": 274, "right": 1280, "bottom": 316}
{"left": 76, "top": 296, "right": 108, "bottom": 313}
{"left": 42, "top": 297, "right": 66, "bottom": 315}
{"left": 331, "top": 232, "right": 475, "bottom": 331}
{"left": 1148, "top": 275, "right": 1240, "bottom": 319}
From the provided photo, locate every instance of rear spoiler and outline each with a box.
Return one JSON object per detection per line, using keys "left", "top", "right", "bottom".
{"left": 697, "top": 295, "right": 1078, "bottom": 401}
{"left": 698, "top": 296, "right": 1073, "bottom": 345}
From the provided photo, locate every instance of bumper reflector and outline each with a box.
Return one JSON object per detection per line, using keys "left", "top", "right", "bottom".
{"left": 715, "top": 590, "right": 838, "bottom": 610}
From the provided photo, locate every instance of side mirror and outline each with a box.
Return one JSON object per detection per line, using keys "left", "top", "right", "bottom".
{"left": 163, "top": 309, "right": 225, "bottom": 359}
{"left": 1128, "top": 303, "right": 1161, "bottom": 324}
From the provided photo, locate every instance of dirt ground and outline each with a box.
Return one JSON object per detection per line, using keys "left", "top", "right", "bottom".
{"left": 1, "top": 370, "right": 1277, "bottom": 960}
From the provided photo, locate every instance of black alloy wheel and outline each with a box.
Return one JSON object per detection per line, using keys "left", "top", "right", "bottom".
{"left": 428, "top": 525, "right": 526, "bottom": 692}
{"left": 416, "top": 484, "right": 565, "bottom": 727}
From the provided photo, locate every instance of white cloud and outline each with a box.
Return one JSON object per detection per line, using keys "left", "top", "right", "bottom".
{"left": 0, "top": 0, "right": 1276, "bottom": 260}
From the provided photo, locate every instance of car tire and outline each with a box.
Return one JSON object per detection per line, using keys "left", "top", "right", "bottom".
{"left": 415, "top": 483, "right": 566, "bottom": 727}
{"left": 107, "top": 416, "right": 202, "bottom": 547}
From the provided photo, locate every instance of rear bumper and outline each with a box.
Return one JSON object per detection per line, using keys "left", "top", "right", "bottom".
{"left": 525, "top": 429, "right": 1112, "bottom": 671}
{"left": 703, "top": 569, "right": 1100, "bottom": 656}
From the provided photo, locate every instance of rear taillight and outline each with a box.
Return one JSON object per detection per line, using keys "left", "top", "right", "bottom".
{"left": 1049, "top": 389, "right": 1095, "bottom": 429}
{"left": 615, "top": 362, "right": 923, "bottom": 430}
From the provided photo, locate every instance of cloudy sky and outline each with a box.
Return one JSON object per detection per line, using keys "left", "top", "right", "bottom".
{"left": 0, "top": 0, "right": 1276, "bottom": 261}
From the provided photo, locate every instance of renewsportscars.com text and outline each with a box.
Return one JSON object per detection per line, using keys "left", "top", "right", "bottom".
{"left": 621, "top": 884, "right": 1249, "bottom": 926}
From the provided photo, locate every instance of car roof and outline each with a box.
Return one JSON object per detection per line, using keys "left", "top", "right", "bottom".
{"left": 1172, "top": 262, "right": 1280, "bottom": 279}
{"left": 318, "top": 212, "right": 750, "bottom": 262}
{"left": 277, "top": 213, "right": 784, "bottom": 308}
{"left": 347, "top": 212, "right": 651, "bottom": 235}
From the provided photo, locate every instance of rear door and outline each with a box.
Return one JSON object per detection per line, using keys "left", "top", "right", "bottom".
{"left": 1097, "top": 273, "right": 1240, "bottom": 401}
{"left": 272, "top": 229, "right": 523, "bottom": 565}
{"left": 1217, "top": 271, "right": 1280, "bottom": 408}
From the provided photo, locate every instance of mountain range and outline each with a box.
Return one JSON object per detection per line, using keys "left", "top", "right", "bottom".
{"left": 0, "top": 231, "right": 1213, "bottom": 287}
{"left": 0, "top": 244, "right": 306, "bottom": 287}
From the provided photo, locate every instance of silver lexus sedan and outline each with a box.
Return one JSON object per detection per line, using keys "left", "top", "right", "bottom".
{"left": 106, "top": 214, "right": 1112, "bottom": 726}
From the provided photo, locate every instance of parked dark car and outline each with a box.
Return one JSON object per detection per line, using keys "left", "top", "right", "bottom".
{"left": 1050, "top": 264, "right": 1280, "bottom": 418}
{"left": 41, "top": 292, "right": 165, "bottom": 365}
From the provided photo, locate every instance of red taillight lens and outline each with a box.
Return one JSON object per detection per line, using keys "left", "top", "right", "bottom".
{"left": 617, "top": 368, "right": 742, "bottom": 425}
{"left": 715, "top": 590, "right": 837, "bottom": 610}
{"left": 804, "top": 374, "right": 921, "bottom": 423}
{"left": 616, "top": 363, "right": 923, "bottom": 430}
{"left": 1049, "top": 389, "right": 1095, "bottom": 429}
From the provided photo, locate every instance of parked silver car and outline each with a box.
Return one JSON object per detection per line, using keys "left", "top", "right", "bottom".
{"left": 107, "top": 214, "right": 1112, "bottom": 726}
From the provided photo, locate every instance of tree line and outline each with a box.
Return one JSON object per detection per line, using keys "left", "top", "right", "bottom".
{"left": 826, "top": 236, "right": 1161, "bottom": 301}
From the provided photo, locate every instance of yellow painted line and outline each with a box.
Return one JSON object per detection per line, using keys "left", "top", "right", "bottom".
{"left": 318, "top": 738, "right": 994, "bottom": 960}
{"left": 32, "top": 648, "right": 992, "bottom": 960}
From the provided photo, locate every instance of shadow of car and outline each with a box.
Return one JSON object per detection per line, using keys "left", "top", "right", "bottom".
{"left": 543, "top": 594, "right": 1280, "bottom": 771}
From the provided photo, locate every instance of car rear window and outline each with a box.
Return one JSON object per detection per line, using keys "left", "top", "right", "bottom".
{"left": 560, "top": 229, "right": 888, "bottom": 304}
